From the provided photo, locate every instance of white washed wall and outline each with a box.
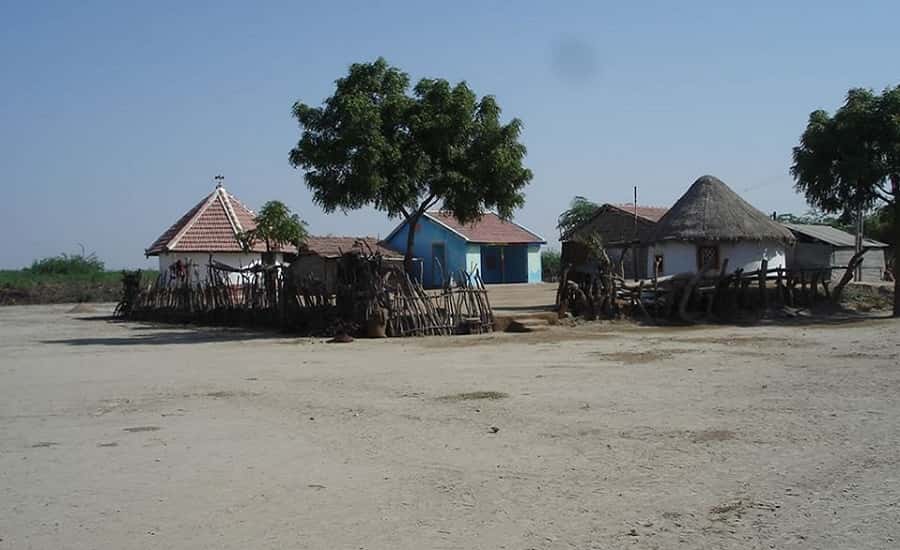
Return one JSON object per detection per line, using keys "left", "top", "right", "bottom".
{"left": 157, "top": 252, "right": 283, "bottom": 285}
{"left": 647, "top": 240, "right": 788, "bottom": 277}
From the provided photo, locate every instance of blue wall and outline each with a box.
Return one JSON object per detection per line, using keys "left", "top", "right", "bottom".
{"left": 386, "top": 217, "right": 543, "bottom": 288}
{"left": 481, "top": 245, "right": 528, "bottom": 283}
{"left": 385, "top": 218, "right": 469, "bottom": 288}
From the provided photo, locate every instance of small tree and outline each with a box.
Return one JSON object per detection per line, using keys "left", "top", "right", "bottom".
{"left": 240, "top": 201, "right": 308, "bottom": 262}
{"left": 791, "top": 85, "right": 900, "bottom": 315}
{"left": 289, "top": 58, "right": 533, "bottom": 273}
{"left": 557, "top": 196, "right": 599, "bottom": 238}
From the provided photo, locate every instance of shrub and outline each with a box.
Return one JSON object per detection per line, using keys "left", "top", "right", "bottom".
{"left": 26, "top": 253, "right": 105, "bottom": 276}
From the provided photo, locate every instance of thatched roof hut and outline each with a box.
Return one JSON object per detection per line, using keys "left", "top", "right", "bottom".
{"left": 652, "top": 175, "right": 795, "bottom": 243}
{"left": 648, "top": 176, "right": 793, "bottom": 277}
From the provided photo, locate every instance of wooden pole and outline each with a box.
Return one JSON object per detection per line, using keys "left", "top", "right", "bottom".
{"left": 758, "top": 259, "right": 768, "bottom": 310}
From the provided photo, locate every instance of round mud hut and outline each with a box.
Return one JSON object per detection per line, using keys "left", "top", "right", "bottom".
{"left": 648, "top": 175, "right": 795, "bottom": 277}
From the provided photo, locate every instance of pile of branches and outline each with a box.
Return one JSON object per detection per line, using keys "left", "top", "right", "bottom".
{"left": 334, "top": 251, "right": 493, "bottom": 337}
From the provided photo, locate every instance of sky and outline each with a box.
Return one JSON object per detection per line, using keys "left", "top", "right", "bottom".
{"left": 1, "top": 1, "right": 898, "bottom": 269}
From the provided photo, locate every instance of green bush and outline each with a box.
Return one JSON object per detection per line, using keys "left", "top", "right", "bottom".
{"left": 541, "top": 249, "right": 561, "bottom": 282}
{"left": 26, "top": 253, "right": 105, "bottom": 276}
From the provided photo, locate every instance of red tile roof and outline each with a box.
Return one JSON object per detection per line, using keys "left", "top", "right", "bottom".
{"left": 424, "top": 211, "right": 545, "bottom": 244}
{"left": 608, "top": 203, "right": 669, "bottom": 222}
{"left": 302, "top": 236, "right": 402, "bottom": 259}
{"left": 146, "top": 187, "right": 291, "bottom": 255}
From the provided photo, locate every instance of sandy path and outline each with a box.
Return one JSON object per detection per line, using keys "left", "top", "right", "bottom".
{"left": 1, "top": 305, "right": 899, "bottom": 549}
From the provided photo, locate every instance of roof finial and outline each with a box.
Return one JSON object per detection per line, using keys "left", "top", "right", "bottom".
{"left": 214, "top": 174, "right": 224, "bottom": 189}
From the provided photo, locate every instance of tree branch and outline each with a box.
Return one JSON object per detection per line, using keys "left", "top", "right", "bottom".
{"left": 417, "top": 193, "right": 437, "bottom": 215}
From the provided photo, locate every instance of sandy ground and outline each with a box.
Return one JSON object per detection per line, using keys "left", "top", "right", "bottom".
{"left": 486, "top": 283, "right": 557, "bottom": 315}
{"left": 1, "top": 305, "right": 899, "bottom": 549}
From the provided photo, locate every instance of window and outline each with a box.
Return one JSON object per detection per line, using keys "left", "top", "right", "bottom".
{"left": 697, "top": 246, "right": 719, "bottom": 270}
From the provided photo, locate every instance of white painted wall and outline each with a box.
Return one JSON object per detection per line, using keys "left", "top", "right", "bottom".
{"left": 647, "top": 240, "right": 788, "bottom": 277}
{"left": 466, "top": 244, "right": 482, "bottom": 277}
{"left": 527, "top": 244, "right": 542, "bottom": 283}
{"left": 157, "top": 252, "right": 283, "bottom": 285}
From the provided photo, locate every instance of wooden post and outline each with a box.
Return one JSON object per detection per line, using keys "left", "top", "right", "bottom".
{"left": 800, "top": 272, "right": 808, "bottom": 306}
{"left": 776, "top": 268, "right": 784, "bottom": 305}
{"left": 707, "top": 259, "right": 729, "bottom": 318}
{"left": 810, "top": 270, "right": 820, "bottom": 305}
{"left": 679, "top": 270, "right": 704, "bottom": 322}
{"left": 758, "top": 259, "right": 768, "bottom": 310}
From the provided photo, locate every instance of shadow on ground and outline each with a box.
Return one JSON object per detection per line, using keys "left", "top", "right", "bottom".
{"left": 629, "top": 309, "right": 894, "bottom": 330}
{"left": 43, "top": 320, "right": 281, "bottom": 347}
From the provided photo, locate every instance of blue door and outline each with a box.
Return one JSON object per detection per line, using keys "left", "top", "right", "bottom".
{"left": 480, "top": 246, "right": 503, "bottom": 283}
{"left": 431, "top": 242, "right": 446, "bottom": 287}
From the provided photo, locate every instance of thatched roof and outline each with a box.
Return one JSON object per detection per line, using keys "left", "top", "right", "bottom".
{"left": 652, "top": 175, "right": 795, "bottom": 243}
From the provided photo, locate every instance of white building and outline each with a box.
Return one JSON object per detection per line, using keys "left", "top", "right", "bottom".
{"left": 648, "top": 175, "right": 795, "bottom": 277}
{"left": 145, "top": 184, "right": 288, "bottom": 285}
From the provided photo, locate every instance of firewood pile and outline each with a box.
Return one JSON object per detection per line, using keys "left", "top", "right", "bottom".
{"left": 332, "top": 251, "right": 493, "bottom": 337}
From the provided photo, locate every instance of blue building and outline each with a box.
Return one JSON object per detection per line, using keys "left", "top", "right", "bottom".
{"left": 384, "top": 211, "right": 545, "bottom": 288}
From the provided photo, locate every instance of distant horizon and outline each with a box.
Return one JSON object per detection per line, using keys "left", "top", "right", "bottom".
{"left": 3, "top": 1, "right": 897, "bottom": 269}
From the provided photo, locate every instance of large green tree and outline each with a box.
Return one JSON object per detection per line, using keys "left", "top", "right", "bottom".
{"left": 289, "top": 58, "right": 533, "bottom": 273}
{"left": 791, "top": 85, "right": 900, "bottom": 315}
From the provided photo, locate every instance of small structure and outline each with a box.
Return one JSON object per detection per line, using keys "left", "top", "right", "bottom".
{"left": 384, "top": 211, "right": 545, "bottom": 288}
{"left": 784, "top": 223, "right": 888, "bottom": 282}
{"left": 648, "top": 176, "right": 795, "bottom": 276}
{"left": 561, "top": 203, "right": 668, "bottom": 280}
{"left": 289, "top": 236, "right": 409, "bottom": 294}
{"left": 145, "top": 183, "right": 293, "bottom": 284}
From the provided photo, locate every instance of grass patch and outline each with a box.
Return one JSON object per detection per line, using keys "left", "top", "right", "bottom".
{"left": 438, "top": 391, "right": 509, "bottom": 401}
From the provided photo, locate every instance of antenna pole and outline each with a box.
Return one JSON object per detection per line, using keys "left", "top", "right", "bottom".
{"left": 633, "top": 186, "right": 639, "bottom": 281}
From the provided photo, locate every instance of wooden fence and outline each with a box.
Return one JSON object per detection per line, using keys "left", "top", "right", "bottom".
{"left": 559, "top": 249, "right": 869, "bottom": 322}
{"left": 117, "top": 254, "right": 493, "bottom": 337}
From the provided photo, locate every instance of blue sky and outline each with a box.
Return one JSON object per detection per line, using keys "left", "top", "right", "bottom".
{"left": 1, "top": 0, "right": 897, "bottom": 269}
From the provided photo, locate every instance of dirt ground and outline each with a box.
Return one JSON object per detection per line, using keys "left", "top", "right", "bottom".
{"left": 2, "top": 305, "right": 899, "bottom": 549}
{"left": 486, "top": 282, "right": 558, "bottom": 315}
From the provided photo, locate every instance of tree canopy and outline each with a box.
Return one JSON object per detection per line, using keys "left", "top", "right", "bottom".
{"left": 791, "top": 85, "right": 900, "bottom": 315}
{"left": 557, "top": 196, "right": 600, "bottom": 238}
{"left": 240, "top": 200, "right": 308, "bottom": 257}
{"left": 289, "top": 58, "right": 533, "bottom": 272}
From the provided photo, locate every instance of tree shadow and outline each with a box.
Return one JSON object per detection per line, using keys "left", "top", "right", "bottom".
{"left": 43, "top": 322, "right": 283, "bottom": 347}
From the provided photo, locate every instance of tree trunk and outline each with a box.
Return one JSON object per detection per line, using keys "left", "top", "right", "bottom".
{"left": 403, "top": 212, "right": 422, "bottom": 277}
{"left": 832, "top": 248, "right": 869, "bottom": 304}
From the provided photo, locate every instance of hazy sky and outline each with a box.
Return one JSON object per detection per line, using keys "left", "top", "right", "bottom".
{"left": 2, "top": 1, "right": 898, "bottom": 269}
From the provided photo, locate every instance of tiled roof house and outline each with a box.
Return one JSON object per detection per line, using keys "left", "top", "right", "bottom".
{"left": 146, "top": 184, "right": 294, "bottom": 282}
{"left": 383, "top": 211, "right": 545, "bottom": 288}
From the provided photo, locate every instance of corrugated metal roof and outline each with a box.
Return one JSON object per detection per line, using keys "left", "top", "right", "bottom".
{"left": 784, "top": 223, "right": 888, "bottom": 248}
